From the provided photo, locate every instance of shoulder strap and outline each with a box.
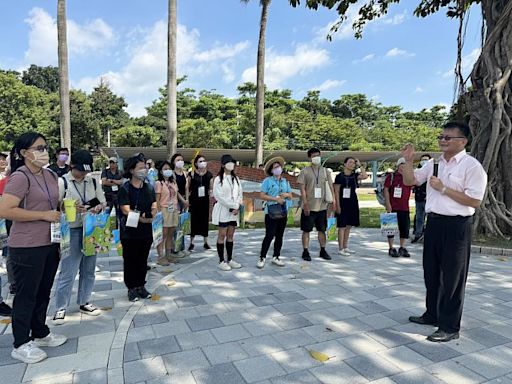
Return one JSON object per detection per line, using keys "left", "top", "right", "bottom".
{"left": 62, "top": 176, "right": 68, "bottom": 191}
{"left": 16, "top": 170, "right": 31, "bottom": 190}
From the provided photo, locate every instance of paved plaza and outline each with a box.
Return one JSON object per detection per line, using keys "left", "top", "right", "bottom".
{"left": 1, "top": 228, "right": 512, "bottom": 384}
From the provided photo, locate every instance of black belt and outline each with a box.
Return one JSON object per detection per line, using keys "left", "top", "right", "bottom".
{"left": 427, "top": 213, "right": 472, "bottom": 219}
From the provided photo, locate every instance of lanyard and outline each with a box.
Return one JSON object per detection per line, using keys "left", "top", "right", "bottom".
{"left": 312, "top": 166, "right": 320, "bottom": 185}
{"left": 72, "top": 180, "right": 87, "bottom": 204}
{"left": 31, "top": 170, "right": 54, "bottom": 210}
{"left": 344, "top": 174, "right": 354, "bottom": 188}
{"left": 226, "top": 176, "right": 236, "bottom": 200}
{"left": 272, "top": 177, "right": 284, "bottom": 195}
{"left": 130, "top": 183, "right": 143, "bottom": 211}
{"left": 164, "top": 180, "right": 175, "bottom": 198}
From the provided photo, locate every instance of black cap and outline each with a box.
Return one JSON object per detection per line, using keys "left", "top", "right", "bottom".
{"left": 221, "top": 154, "right": 236, "bottom": 165}
{"left": 71, "top": 150, "right": 94, "bottom": 172}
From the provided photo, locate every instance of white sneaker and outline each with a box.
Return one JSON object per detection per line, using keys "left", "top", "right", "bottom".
{"left": 52, "top": 309, "right": 66, "bottom": 325}
{"left": 11, "top": 341, "right": 47, "bottom": 364}
{"left": 228, "top": 260, "right": 242, "bottom": 269}
{"left": 345, "top": 248, "right": 356, "bottom": 254}
{"left": 80, "top": 303, "right": 101, "bottom": 317}
{"left": 272, "top": 257, "right": 285, "bottom": 267}
{"left": 257, "top": 258, "right": 266, "bottom": 269}
{"left": 338, "top": 249, "right": 351, "bottom": 256}
{"left": 33, "top": 333, "right": 67, "bottom": 348}
{"left": 218, "top": 261, "right": 231, "bottom": 271}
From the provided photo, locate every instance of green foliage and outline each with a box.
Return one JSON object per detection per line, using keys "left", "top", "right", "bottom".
{"left": 21, "top": 65, "right": 60, "bottom": 93}
{"left": 112, "top": 125, "right": 161, "bottom": 147}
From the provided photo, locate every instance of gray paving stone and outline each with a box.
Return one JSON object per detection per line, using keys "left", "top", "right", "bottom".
{"left": 453, "top": 351, "right": 512, "bottom": 379}
{"left": 0, "top": 333, "right": 13, "bottom": 348}
{"left": 302, "top": 324, "right": 345, "bottom": 342}
{"left": 235, "top": 355, "right": 286, "bottom": 383}
{"left": 272, "top": 329, "right": 317, "bottom": 349}
{"left": 305, "top": 339, "right": 356, "bottom": 362}
{"left": 217, "top": 309, "right": 255, "bottom": 326}
{"left": 193, "top": 362, "right": 246, "bottom": 384}
{"left": 310, "top": 361, "right": 368, "bottom": 384}
{"left": 248, "top": 294, "right": 283, "bottom": 307}
{"left": 123, "top": 356, "right": 168, "bottom": 384}
{"left": 176, "top": 330, "right": 218, "bottom": 350}
{"left": 270, "top": 370, "right": 322, "bottom": 384}
{"left": 424, "top": 360, "right": 486, "bottom": 384}
{"left": 124, "top": 342, "right": 141, "bottom": 362}
{"left": 175, "top": 294, "right": 208, "bottom": 308}
{"left": 243, "top": 318, "right": 283, "bottom": 337}
{"left": 274, "top": 292, "right": 307, "bottom": 302}
{"left": 44, "top": 336, "right": 78, "bottom": 358}
{"left": 133, "top": 310, "right": 169, "bottom": 328}
{"left": 407, "top": 341, "right": 462, "bottom": 363}
{"left": 73, "top": 367, "right": 108, "bottom": 384}
{"left": 93, "top": 298, "right": 115, "bottom": 309}
{"left": 272, "top": 302, "right": 309, "bottom": 315}
{"left": 391, "top": 369, "right": 445, "bottom": 384}
{"left": 464, "top": 328, "right": 512, "bottom": 347}
{"left": 271, "top": 347, "right": 323, "bottom": 373}
{"left": 346, "top": 352, "right": 403, "bottom": 381}
{"left": 137, "top": 335, "right": 181, "bottom": 359}
{"left": 93, "top": 282, "right": 112, "bottom": 292}
{"left": 256, "top": 285, "right": 282, "bottom": 294}
{"left": 239, "top": 335, "right": 285, "bottom": 357}
{"left": 211, "top": 324, "right": 252, "bottom": 343}
{"left": 186, "top": 315, "right": 225, "bottom": 332}
{"left": 351, "top": 301, "right": 389, "bottom": 315}
{"left": 127, "top": 325, "right": 157, "bottom": 344}
{"left": 0, "top": 346, "right": 19, "bottom": 366}
{"left": 272, "top": 314, "right": 313, "bottom": 331}
{"left": 162, "top": 348, "right": 210, "bottom": 375}
{"left": 152, "top": 319, "right": 191, "bottom": 338}
{"left": 202, "top": 341, "right": 249, "bottom": 365}
{"left": 366, "top": 329, "right": 415, "bottom": 348}
{"left": 326, "top": 304, "right": 365, "bottom": 320}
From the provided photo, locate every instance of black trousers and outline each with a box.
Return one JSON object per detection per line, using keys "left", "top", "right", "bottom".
{"left": 423, "top": 214, "right": 472, "bottom": 333}
{"left": 121, "top": 238, "right": 153, "bottom": 289}
{"left": 10, "top": 244, "right": 60, "bottom": 348}
{"left": 260, "top": 214, "right": 287, "bottom": 258}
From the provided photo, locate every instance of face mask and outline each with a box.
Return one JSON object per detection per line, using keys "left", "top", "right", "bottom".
{"left": 162, "top": 169, "right": 173, "bottom": 178}
{"left": 175, "top": 160, "right": 184, "bottom": 169}
{"left": 311, "top": 156, "right": 321, "bottom": 166}
{"left": 30, "top": 150, "right": 50, "bottom": 168}
{"left": 420, "top": 160, "right": 428, "bottom": 167}
{"left": 58, "top": 154, "right": 69, "bottom": 162}
{"left": 134, "top": 169, "right": 147, "bottom": 180}
{"left": 272, "top": 167, "right": 283, "bottom": 176}
{"left": 197, "top": 161, "right": 207, "bottom": 169}
{"left": 225, "top": 162, "right": 235, "bottom": 171}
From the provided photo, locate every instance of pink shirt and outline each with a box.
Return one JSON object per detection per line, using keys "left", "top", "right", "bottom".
{"left": 414, "top": 150, "right": 487, "bottom": 217}
{"left": 155, "top": 180, "right": 178, "bottom": 209}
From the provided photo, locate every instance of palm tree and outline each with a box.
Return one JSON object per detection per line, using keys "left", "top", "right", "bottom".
{"left": 57, "top": 0, "right": 71, "bottom": 150}
{"left": 242, "top": 0, "right": 271, "bottom": 167}
{"left": 167, "top": 0, "right": 177, "bottom": 156}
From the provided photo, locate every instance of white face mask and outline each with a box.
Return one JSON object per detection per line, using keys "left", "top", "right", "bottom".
{"left": 134, "top": 169, "right": 147, "bottom": 180}
{"left": 225, "top": 162, "right": 235, "bottom": 171}
{"left": 311, "top": 156, "right": 321, "bottom": 166}
{"left": 420, "top": 160, "right": 428, "bottom": 167}
{"left": 197, "top": 161, "right": 207, "bottom": 169}
{"left": 272, "top": 167, "right": 283, "bottom": 176}
{"left": 175, "top": 160, "right": 184, "bottom": 169}
{"left": 162, "top": 169, "right": 173, "bottom": 178}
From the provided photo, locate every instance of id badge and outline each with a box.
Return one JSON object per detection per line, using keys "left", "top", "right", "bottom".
{"left": 51, "top": 222, "right": 61, "bottom": 243}
{"left": 167, "top": 203, "right": 175, "bottom": 212}
{"left": 343, "top": 188, "right": 351, "bottom": 199}
{"left": 314, "top": 187, "right": 322, "bottom": 199}
{"left": 126, "top": 211, "right": 140, "bottom": 228}
{"left": 111, "top": 185, "right": 118, "bottom": 192}
{"left": 198, "top": 186, "right": 205, "bottom": 197}
{"left": 393, "top": 187, "right": 402, "bottom": 199}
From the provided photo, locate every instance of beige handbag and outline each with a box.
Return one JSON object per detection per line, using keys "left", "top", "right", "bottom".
{"left": 324, "top": 168, "right": 334, "bottom": 203}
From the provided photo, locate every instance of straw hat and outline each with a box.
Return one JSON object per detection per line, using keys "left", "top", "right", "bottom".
{"left": 264, "top": 156, "right": 285, "bottom": 175}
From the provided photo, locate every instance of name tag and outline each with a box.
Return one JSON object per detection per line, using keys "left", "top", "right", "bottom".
{"left": 314, "top": 187, "right": 322, "bottom": 199}
{"left": 198, "top": 186, "right": 205, "bottom": 197}
{"left": 167, "top": 203, "right": 175, "bottom": 212}
{"left": 343, "top": 188, "right": 351, "bottom": 199}
{"left": 393, "top": 187, "right": 402, "bottom": 199}
{"left": 51, "top": 222, "right": 61, "bottom": 243}
{"left": 126, "top": 211, "right": 140, "bottom": 228}
{"left": 111, "top": 185, "right": 118, "bottom": 192}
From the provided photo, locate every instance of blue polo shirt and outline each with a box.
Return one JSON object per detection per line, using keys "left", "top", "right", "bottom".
{"left": 261, "top": 176, "right": 292, "bottom": 214}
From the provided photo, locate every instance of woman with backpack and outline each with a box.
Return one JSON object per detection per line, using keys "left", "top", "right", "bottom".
{"left": 0, "top": 132, "right": 67, "bottom": 364}
{"left": 334, "top": 157, "right": 368, "bottom": 256}
{"left": 212, "top": 155, "right": 243, "bottom": 271}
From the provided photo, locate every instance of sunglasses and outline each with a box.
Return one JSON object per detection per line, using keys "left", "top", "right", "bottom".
{"left": 437, "top": 135, "right": 465, "bottom": 141}
{"left": 28, "top": 145, "right": 49, "bottom": 152}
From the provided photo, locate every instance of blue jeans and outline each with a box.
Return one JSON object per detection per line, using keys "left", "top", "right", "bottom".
{"left": 414, "top": 201, "right": 426, "bottom": 238}
{"left": 55, "top": 228, "right": 97, "bottom": 310}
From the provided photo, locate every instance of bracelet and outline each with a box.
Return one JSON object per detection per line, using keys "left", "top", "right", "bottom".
{"left": 441, "top": 186, "right": 447, "bottom": 195}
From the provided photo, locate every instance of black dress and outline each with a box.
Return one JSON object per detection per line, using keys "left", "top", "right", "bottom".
{"left": 174, "top": 171, "right": 187, "bottom": 212}
{"left": 189, "top": 171, "right": 213, "bottom": 237}
{"left": 334, "top": 172, "right": 360, "bottom": 227}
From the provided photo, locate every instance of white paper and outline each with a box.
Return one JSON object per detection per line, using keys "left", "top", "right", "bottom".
{"left": 314, "top": 187, "right": 322, "bottom": 199}
{"left": 167, "top": 203, "right": 175, "bottom": 212}
{"left": 126, "top": 211, "right": 140, "bottom": 228}
{"left": 198, "top": 186, "right": 205, "bottom": 197}
{"left": 343, "top": 188, "right": 351, "bottom": 199}
{"left": 393, "top": 187, "right": 402, "bottom": 199}
{"left": 111, "top": 185, "right": 118, "bottom": 192}
{"left": 50, "top": 222, "right": 61, "bottom": 243}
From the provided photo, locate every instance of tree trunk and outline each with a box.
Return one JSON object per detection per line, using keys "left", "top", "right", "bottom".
{"left": 57, "top": 0, "right": 71, "bottom": 150}
{"left": 467, "top": 0, "right": 512, "bottom": 237}
{"left": 255, "top": 0, "right": 271, "bottom": 167}
{"left": 167, "top": 0, "right": 178, "bottom": 157}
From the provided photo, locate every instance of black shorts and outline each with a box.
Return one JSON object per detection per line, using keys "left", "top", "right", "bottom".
{"left": 218, "top": 221, "right": 237, "bottom": 228}
{"left": 300, "top": 210, "right": 327, "bottom": 233}
{"left": 387, "top": 210, "right": 410, "bottom": 239}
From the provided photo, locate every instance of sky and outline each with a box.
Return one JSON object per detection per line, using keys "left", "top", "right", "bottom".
{"left": 0, "top": 1, "right": 484, "bottom": 117}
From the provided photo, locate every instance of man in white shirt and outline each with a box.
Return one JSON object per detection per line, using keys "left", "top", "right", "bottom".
{"left": 401, "top": 121, "right": 487, "bottom": 342}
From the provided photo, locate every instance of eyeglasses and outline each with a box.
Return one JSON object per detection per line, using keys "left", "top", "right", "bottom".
{"left": 437, "top": 135, "right": 466, "bottom": 141}
{"left": 28, "top": 145, "right": 49, "bottom": 152}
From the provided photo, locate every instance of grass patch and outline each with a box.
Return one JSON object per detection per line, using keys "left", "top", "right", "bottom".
{"left": 473, "top": 234, "right": 511, "bottom": 249}
{"left": 356, "top": 193, "right": 377, "bottom": 201}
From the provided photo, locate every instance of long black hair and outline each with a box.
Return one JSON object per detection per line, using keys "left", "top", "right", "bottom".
{"left": 10, "top": 132, "right": 47, "bottom": 173}
{"left": 217, "top": 166, "right": 239, "bottom": 186}
{"left": 157, "top": 160, "right": 174, "bottom": 182}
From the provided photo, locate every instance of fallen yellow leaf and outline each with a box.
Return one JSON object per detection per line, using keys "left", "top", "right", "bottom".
{"left": 166, "top": 280, "right": 176, "bottom": 287}
{"left": 101, "top": 307, "right": 113, "bottom": 311}
{"left": 150, "top": 294, "right": 161, "bottom": 301}
{"left": 497, "top": 257, "right": 509, "bottom": 262}
{"left": 309, "top": 349, "right": 330, "bottom": 362}
{"left": 161, "top": 269, "right": 173, "bottom": 273}
{"left": 0, "top": 319, "right": 12, "bottom": 325}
